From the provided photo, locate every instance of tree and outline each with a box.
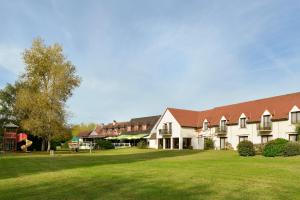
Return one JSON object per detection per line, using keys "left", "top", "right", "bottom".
{"left": 0, "top": 83, "right": 21, "bottom": 132}
{"left": 15, "top": 38, "right": 81, "bottom": 151}
{"left": 71, "top": 123, "right": 96, "bottom": 136}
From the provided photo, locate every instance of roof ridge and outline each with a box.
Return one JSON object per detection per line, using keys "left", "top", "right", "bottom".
{"left": 212, "top": 92, "right": 300, "bottom": 110}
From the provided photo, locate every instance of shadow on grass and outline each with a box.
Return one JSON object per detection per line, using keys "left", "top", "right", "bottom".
{"left": 0, "top": 150, "right": 201, "bottom": 180}
{"left": 0, "top": 173, "right": 214, "bottom": 200}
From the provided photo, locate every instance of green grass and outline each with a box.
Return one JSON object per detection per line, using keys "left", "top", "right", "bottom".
{"left": 1, "top": 148, "right": 300, "bottom": 200}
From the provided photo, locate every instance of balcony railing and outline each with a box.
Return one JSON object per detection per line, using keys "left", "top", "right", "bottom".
{"left": 215, "top": 126, "right": 227, "bottom": 135}
{"left": 159, "top": 129, "right": 172, "bottom": 135}
{"left": 4, "top": 132, "right": 17, "bottom": 139}
{"left": 257, "top": 123, "right": 272, "bottom": 132}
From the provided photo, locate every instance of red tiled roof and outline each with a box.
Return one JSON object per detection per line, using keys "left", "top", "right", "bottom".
{"left": 168, "top": 92, "right": 300, "bottom": 128}
{"left": 77, "top": 131, "right": 92, "bottom": 137}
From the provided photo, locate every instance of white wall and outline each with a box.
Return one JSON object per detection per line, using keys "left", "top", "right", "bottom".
{"left": 150, "top": 109, "right": 204, "bottom": 150}
{"left": 148, "top": 139, "right": 157, "bottom": 149}
{"left": 156, "top": 110, "right": 182, "bottom": 139}
{"left": 181, "top": 127, "right": 204, "bottom": 149}
{"left": 151, "top": 107, "right": 299, "bottom": 150}
{"left": 209, "top": 120, "right": 297, "bottom": 150}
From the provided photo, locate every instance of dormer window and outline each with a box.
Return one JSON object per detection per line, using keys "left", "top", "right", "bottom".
{"left": 291, "top": 111, "right": 300, "bottom": 124}
{"left": 263, "top": 115, "right": 271, "bottom": 128}
{"left": 240, "top": 118, "right": 246, "bottom": 128}
{"left": 203, "top": 122, "right": 209, "bottom": 131}
{"left": 220, "top": 120, "right": 226, "bottom": 131}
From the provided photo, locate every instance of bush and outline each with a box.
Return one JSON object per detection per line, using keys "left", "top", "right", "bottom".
{"left": 225, "top": 142, "right": 233, "bottom": 150}
{"left": 96, "top": 140, "right": 115, "bottom": 149}
{"left": 253, "top": 144, "right": 264, "bottom": 155}
{"left": 263, "top": 138, "right": 288, "bottom": 157}
{"left": 137, "top": 140, "right": 148, "bottom": 149}
{"left": 204, "top": 138, "right": 214, "bottom": 150}
{"left": 283, "top": 142, "right": 300, "bottom": 157}
{"left": 237, "top": 140, "right": 255, "bottom": 156}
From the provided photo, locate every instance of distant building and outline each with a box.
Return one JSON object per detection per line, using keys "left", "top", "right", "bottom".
{"left": 78, "top": 115, "right": 160, "bottom": 146}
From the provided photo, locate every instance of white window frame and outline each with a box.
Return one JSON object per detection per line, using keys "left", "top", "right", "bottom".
{"left": 240, "top": 118, "right": 246, "bottom": 128}
{"left": 291, "top": 111, "right": 300, "bottom": 124}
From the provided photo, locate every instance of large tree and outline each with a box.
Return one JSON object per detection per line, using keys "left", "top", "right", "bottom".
{"left": 15, "top": 38, "right": 81, "bottom": 151}
{"left": 0, "top": 83, "right": 17, "bottom": 144}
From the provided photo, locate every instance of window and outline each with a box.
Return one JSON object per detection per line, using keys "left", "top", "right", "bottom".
{"left": 240, "top": 118, "right": 246, "bottom": 128}
{"left": 220, "top": 137, "right": 227, "bottom": 149}
{"left": 203, "top": 122, "right": 209, "bottom": 130}
{"left": 291, "top": 111, "right": 300, "bottom": 124}
{"left": 261, "top": 135, "right": 272, "bottom": 144}
{"left": 263, "top": 115, "right": 271, "bottom": 128}
{"left": 168, "top": 122, "right": 172, "bottom": 133}
{"left": 163, "top": 123, "right": 168, "bottom": 130}
{"left": 138, "top": 125, "right": 142, "bottom": 131}
{"left": 289, "top": 134, "right": 298, "bottom": 142}
{"left": 220, "top": 120, "right": 226, "bottom": 131}
{"left": 239, "top": 136, "right": 248, "bottom": 142}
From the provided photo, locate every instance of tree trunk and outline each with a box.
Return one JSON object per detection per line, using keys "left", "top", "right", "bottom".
{"left": 41, "top": 139, "right": 45, "bottom": 151}
{"left": 47, "top": 140, "right": 51, "bottom": 152}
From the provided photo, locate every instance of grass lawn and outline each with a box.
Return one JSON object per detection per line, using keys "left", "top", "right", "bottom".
{"left": 1, "top": 149, "right": 300, "bottom": 200}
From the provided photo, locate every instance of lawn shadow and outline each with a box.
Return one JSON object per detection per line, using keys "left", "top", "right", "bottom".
{"left": 0, "top": 150, "right": 201, "bottom": 180}
{"left": 0, "top": 172, "right": 214, "bottom": 200}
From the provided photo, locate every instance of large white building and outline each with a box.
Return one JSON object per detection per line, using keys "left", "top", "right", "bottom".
{"left": 149, "top": 92, "right": 300, "bottom": 150}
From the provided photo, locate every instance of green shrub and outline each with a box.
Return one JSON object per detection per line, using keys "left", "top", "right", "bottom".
{"left": 283, "top": 142, "right": 300, "bottom": 157}
{"left": 237, "top": 140, "right": 255, "bottom": 156}
{"left": 225, "top": 142, "right": 233, "bottom": 150}
{"left": 137, "top": 140, "right": 148, "bottom": 149}
{"left": 253, "top": 144, "right": 264, "bottom": 155}
{"left": 204, "top": 138, "right": 214, "bottom": 150}
{"left": 96, "top": 140, "right": 115, "bottom": 149}
{"left": 61, "top": 142, "right": 69, "bottom": 150}
{"left": 263, "top": 138, "right": 288, "bottom": 157}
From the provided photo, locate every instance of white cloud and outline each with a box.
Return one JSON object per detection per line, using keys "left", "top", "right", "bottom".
{"left": 0, "top": 45, "right": 24, "bottom": 75}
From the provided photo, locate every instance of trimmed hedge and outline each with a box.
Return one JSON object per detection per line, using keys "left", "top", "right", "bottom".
{"left": 137, "top": 140, "right": 148, "bottom": 149}
{"left": 204, "top": 138, "right": 214, "bottom": 150}
{"left": 263, "top": 138, "right": 288, "bottom": 157}
{"left": 237, "top": 140, "right": 255, "bottom": 156}
{"left": 283, "top": 142, "right": 300, "bottom": 157}
{"left": 96, "top": 140, "right": 115, "bottom": 149}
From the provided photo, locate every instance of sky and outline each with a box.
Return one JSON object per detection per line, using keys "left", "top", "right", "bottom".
{"left": 0, "top": 0, "right": 300, "bottom": 124}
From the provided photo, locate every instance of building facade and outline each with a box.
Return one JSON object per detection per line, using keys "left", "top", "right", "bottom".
{"left": 78, "top": 115, "right": 161, "bottom": 146}
{"left": 149, "top": 92, "right": 300, "bottom": 150}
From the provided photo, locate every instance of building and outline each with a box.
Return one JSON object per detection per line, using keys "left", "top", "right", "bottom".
{"left": 149, "top": 92, "right": 300, "bottom": 150}
{"left": 78, "top": 115, "right": 161, "bottom": 147}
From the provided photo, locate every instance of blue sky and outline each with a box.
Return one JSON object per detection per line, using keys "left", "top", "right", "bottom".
{"left": 1, "top": 0, "right": 300, "bottom": 124}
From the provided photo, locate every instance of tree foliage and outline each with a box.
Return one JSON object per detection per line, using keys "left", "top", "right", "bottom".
{"left": 263, "top": 138, "right": 289, "bottom": 157}
{"left": 0, "top": 83, "right": 22, "bottom": 135}
{"left": 71, "top": 123, "right": 96, "bottom": 136}
{"left": 296, "top": 124, "right": 300, "bottom": 135}
{"left": 237, "top": 140, "right": 255, "bottom": 156}
{"left": 15, "top": 38, "right": 81, "bottom": 151}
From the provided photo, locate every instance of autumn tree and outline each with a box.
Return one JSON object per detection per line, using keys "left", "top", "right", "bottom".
{"left": 71, "top": 123, "right": 96, "bottom": 136}
{"left": 15, "top": 38, "right": 81, "bottom": 151}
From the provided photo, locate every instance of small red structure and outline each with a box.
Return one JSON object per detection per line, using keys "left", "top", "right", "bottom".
{"left": 3, "top": 123, "right": 19, "bottom": 151}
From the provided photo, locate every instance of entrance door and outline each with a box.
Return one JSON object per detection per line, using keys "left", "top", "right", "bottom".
{"left": 158, "top": 139, "right": 163, "bottom": 148}
{"left": 220, "top": 137, "right": 226, "bottom": 150}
